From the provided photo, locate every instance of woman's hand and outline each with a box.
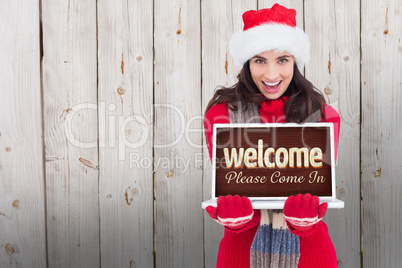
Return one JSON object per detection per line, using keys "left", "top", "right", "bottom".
{"left": 206, "top": 195, "right": 254, "bottom": 230}
{"left": 283, "top": 193, "right": 328, "bottom": 231}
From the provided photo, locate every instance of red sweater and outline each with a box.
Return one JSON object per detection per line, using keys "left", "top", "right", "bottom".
{"left": 204, "top": 98, "right": 340, "bottom": 268}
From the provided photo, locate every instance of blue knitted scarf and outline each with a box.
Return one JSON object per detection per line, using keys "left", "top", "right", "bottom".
{"left": 250, "top": 210, "right": 300, "bottom": 267}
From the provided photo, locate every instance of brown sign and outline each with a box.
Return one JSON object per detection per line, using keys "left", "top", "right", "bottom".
{"left": 214, "top": 125, "right": 333, "bottom": 197}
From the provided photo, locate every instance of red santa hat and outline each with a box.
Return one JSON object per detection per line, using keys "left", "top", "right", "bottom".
{"left": 229, "top": 3, "right": 310, "bottom": 69}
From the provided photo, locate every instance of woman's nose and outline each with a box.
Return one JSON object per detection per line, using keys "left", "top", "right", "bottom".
{"left": 263, "top": 65, "right": 279, "bottom": 81}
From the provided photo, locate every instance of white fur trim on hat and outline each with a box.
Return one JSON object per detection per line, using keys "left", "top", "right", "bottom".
{"left": 229, "top": 23, "right": 310, "bottom": 69}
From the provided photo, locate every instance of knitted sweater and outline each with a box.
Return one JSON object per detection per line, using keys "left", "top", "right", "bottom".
{"left": 204, "top": 98, "right": 340, "bottom": 268}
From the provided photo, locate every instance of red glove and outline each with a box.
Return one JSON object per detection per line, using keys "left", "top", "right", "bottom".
{"left": 283, "top": 193, "right": 328, "bottom": 231}
{"left": 206, "top": 195, "right": 254, "bottom": 230}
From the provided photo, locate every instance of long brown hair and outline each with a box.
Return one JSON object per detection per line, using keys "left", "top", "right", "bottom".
{"left": 205, "top": 61, "right": 326, "bottom": 123}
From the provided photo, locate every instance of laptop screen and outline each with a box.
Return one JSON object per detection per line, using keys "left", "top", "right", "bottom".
{"left": 212, "top": 123, "right": 336, "bottom": 200}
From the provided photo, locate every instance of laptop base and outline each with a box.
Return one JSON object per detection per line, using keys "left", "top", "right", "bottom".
{"left": 202, "top": 198, "right": 344, "bottom": 210}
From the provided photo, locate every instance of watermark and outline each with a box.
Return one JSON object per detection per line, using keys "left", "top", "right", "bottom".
{"left": 129, "top": 152, "right": 213, "bottom": 173}
{"left": 64, "top": 102, "right": 207, "bottom": 161}
{"left": 63, "top": 101, "right": 334, "bottom": 167}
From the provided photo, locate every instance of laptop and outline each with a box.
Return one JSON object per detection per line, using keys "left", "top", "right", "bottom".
{"left": 202, "top": 123, "right": 344, "bottom": 209}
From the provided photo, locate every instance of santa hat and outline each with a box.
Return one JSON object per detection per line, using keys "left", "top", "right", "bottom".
{"left": 229, "top": 3, "right": 310, "bottom": 69}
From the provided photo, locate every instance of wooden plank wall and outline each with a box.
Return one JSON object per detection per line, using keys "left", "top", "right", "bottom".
{"left": 0, "top": 1, "right": 401, "bottom": 267}
{"left": 153, "top": 0, "right": 203, "bottom": 267}
{"left": 41, "top": 0, "right": 100, "bottom": 267}
{"left": 0, "top": 0, "right": 47, "bottom": 267}
{"left": 97, "top": 0, "right": 154, "bottom": 267}
{"left": 361, "top": 0, "right": 402, "bottom": 267}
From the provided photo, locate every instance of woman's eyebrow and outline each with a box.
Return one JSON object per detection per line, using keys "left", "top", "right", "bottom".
{"left": 251, "top": 55, "right": 267, "bottom": 60}
{"left": 252, "top": 55, "right": 292, "bottom": 60}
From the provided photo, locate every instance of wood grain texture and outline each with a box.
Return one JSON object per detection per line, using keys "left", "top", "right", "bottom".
{"left": 154, "top": 0, "right": 203, "bottom": 267}
{"left": 97, "top": 0, "right": 154, "bottom": 267}
{"left": 42, "top": 0, "right": 100, "bottom": 267}
{"left": 304, "top": 1, "right": 361, "bottom": 267}
{"left": 201, "top": 1, "right": 257, "bottom": 266}
{"left": 361, "top": 0, "right": 402, "bottom": 267}
{"left": 0, "top": 1, "right": 47, "bottom": 267}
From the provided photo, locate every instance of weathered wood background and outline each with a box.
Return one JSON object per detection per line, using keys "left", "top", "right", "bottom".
{"left": 0, "top": 0, "right": 400, "bottom": 267}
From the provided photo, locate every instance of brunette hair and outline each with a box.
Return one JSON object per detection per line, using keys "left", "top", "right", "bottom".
{"left": 205, "top": 61, "right": 326, "bottom": 123}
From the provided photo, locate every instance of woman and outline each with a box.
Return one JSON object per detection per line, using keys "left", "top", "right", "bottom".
{"left": 204, "top": 3, "right": 340, "bottom": 268}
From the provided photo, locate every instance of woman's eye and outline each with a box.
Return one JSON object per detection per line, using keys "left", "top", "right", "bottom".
{"left": 255, "top": 59, "right": 264, "bottom": 64}
{"left": 278, "top": 59, "right": 288, "bottom": 64}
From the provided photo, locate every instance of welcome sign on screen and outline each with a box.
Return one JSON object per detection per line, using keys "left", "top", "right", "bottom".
{"left": 214, "top": 125, "right": 333, "bottom": 197}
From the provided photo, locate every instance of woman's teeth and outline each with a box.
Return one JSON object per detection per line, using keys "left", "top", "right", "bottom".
{"left": 262, "top": 80, "right": 282, "bottom": 94}
{"left": 263, "top": 81, "right": 281, "bottom": 86}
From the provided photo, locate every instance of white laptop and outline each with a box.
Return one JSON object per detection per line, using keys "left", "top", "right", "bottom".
{"left": 202, "top": 123, "right": 344, "bottom": 209}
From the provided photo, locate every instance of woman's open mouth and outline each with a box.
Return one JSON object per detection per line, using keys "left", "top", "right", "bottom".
{"left": 262, "top": 80, "right": 282, "bottom": 93}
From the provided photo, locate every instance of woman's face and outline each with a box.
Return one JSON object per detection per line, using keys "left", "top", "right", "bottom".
{"left": 249, "top": 50, "right": 294, "bottom": 100}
